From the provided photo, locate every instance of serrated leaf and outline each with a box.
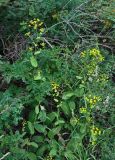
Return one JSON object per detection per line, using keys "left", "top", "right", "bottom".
{"left": 30, "top": 56, "right": 38, "bottom": 68}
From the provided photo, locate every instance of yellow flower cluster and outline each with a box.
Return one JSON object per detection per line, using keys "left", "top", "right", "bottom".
{"left": 25, "top": 18, "right": 44, "bottom": 37}
{"left": 45, "top": 155, "right": 54, "bottom": 160}
{"left": 86, "top": 116, "right": 92, "bottom": 122}
{"left": 97, "top": 74, "right": 109, "bottom": 83}
{"left": 81, "top": 51, "right": 86, "bottom": 57}
{"left": 89, "top": 48, "right": 100, "bottom": 56}
{"left": 24, "top": 18, "right": 46, "bottom": 52}
{"left": 91, "top": 126, "right": 101, "bottom": 136}
{"left": 28, "top": 47, "right": 33, "bottom": 51}
{"left": 80, "top": 107, "right": 87, "bottom": 113}
{"left": 51, "top": 82, "right": 60, "bottom": 102}
{"left": 81, "top": 48, "right": 104, "bottom": 62}
{"left": 29, "top": 18, "right": 44, "bottom": 30}
{"left": 89, "top": 48, "right": 104, "bottom": 62}
{"left": 25, "top": 32, "right": 30, "bottom": 36}
{"left": 51, "top": 82, "right": 59, "bottom": 93}
{"left": 90, "top": 126, "right": 101, "bottom": 145}
{"left": 87, "top": 62, "right": 96, "bottom": 75}
{"left": 85, "top": 95, "right": 101, "bottom": 107}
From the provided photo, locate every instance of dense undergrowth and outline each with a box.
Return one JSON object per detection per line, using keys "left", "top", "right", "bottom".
{"left": 0, "top": 0, "right": 115, "bottom": 160}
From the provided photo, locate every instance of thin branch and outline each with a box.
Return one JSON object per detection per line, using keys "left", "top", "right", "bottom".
{"left": 43, "top": 37, "right": 53, "bottom": 48}
{"left": 0, "top": 152, "right": 10, "bottom": 160}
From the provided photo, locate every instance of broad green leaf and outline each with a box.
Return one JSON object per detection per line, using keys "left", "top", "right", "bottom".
{"left": 30, "top": 56, "right": 38, "bottom": 68}
{"left": 64, "top": 150, "right": 75, "bottom": 160}
{"left": 28, "top": 142, "right": 38, "bottom": 148}
{"left": 34, "top": 123, "right": 46, "bottom": 133}
{"left": 76, "top": 76, "right": 83, "bottom": 79}
{"left": 62, "top": 91, "right": 74, "bottom": 100}
{"left": 74, "top": 88, "right": 84, "bottom": 97}
{"left": 55, "top": 120, "right": 65, "bottom": 126}
{"left": 60, "top": 101, "right": 70, "bottom": 115}
{"left": 35, "top": 105, "right": 39, "bottom": 114}
{"left": 28, "top": 110, "right": 36, "bottom": 122}
{"left": 34, "top": 50, "right": 41, "bottom": 55}
{"left": 34, "top": 71, "right": 42, "bottom": 80}
{"left": 38, "top": 111, "right": 47, "bottom": 122}
{"left": 27, "top": 152, "right": 37, "bottom": 160}
{"left": 47, "top": 112, "right": 57, "bottom": 122}
{"left": 28, "top": 121, "right": 35, "bottom": 135}
{"left": 50, "top": 148, "right": 57, "bottom": 156}
{"left": 48, "top": 126, "right": 61, "bottom": 139}
{"left": 68, "top": 101, "right": 76, "bottom": 111}
{"left": 32, "top": 136, "right": 44, "bottom": 143}
{"left": 36, "top": 145, "right": 47, "bottom": 156}
{"left": 80, "top": 124, "right": 86, "bottom": 134}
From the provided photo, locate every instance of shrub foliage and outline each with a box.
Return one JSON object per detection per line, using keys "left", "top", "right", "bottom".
{"left": 0, "top": 0, "right": 114, "bottom": 160}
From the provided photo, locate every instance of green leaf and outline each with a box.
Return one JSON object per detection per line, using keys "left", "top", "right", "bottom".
{"left": 32, "top": 136, "right": 44, "bottom": 143}
{"left": 68, "top": 101, "right": 76, "bottom": 111}
{"left": 35, "top": 105, "right": 39, "bottom": 114}
{"left": 60, "top": 101, "right": 70, "bottom": 115}
{"left": 36, "top": 145, "right": 47, "bottom": 156}
{"left": 34, "top": 71, "right": 42, "bottom": 80}
{"left": 30, "top": 56, "right": 38, "bottom": 68}
{"left": 38, "top": 111, "right": 47, "bottom": 122}
{"left": 64, "top": 150, "right": 75, "bottom": 160}
{"left": 29, "top": 142, "right": 38, "bottom": 148}
{"left": 47, "top": 112, "right": 57, "bottom": 122}
{"left": 62, "top": 91, "right": 74, "bottom": 100}
{"left": 55, "top": 120, "right": 65, "bottom": 126}
{"left": 80, "top": 124, "right": 86, "bottom": 134}
{"left": 74, "top": 88, "right": 84, "bottom": 97}
{"left": 27, "top": 152, "right": 37, "bottom": 160}
{"left": 50, "top": 148, "right": 57, "bottom": 156}
{"left": 76, "top": 76, "right": 83, "bottom": 79}
{"left": 28, "top": 121, "right": 35, "bottom": 135}
{"left": 70, "top": 117, "right": 78, "bottom": 127}
{"left": 34, "top": 50, "right": 41, "bottom": 55}
{"left": 34, "top": 123, "right": 46, "bottom": 133}
{"left": 48, "top": 126, "right": 61, "bottom": 139}
{"left": 28, "top": 110, "right": 36, "bottom": 122}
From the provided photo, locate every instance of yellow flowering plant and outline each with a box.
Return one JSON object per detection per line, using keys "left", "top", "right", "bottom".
{"left": 0, "top": 0, "right": 114, "bottom": 159}
{"left": 21, "top": 18, "right": 46, "bottom": 53}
